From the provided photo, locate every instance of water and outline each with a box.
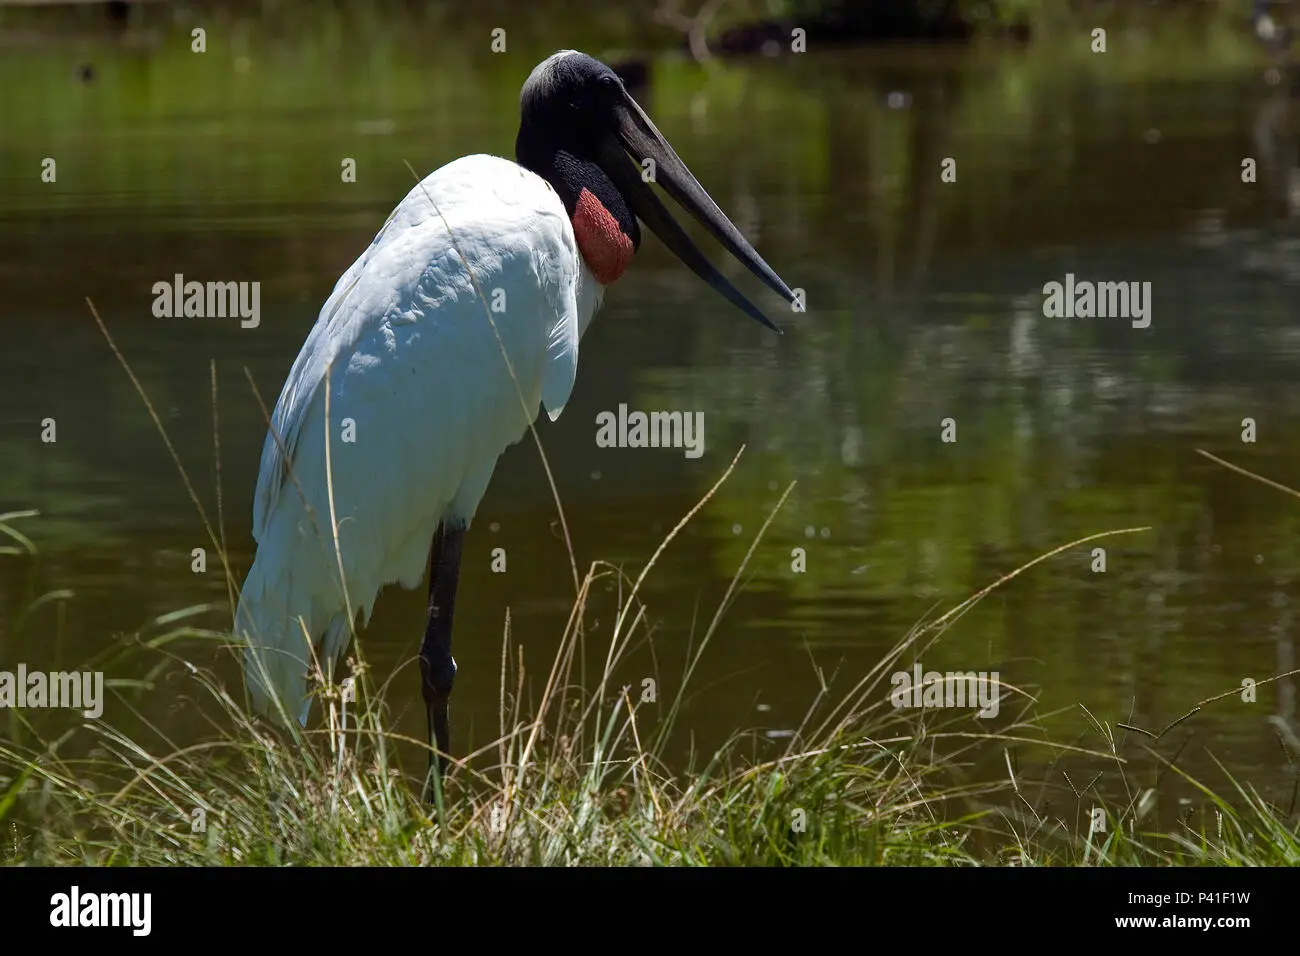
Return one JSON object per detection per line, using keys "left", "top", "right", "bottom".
{"left": 3, "top": 4, "right": 1300, "bottom": 822}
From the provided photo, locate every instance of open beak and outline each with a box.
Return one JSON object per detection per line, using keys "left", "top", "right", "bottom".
{"left": 596, "top": 85, "right": 796, "bottom": 332}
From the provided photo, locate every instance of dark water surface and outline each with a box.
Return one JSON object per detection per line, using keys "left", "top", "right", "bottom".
{"left": 3, "top": 4, "right": 1300, "bottom": 826}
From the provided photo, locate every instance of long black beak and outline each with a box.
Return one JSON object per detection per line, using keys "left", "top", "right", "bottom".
{"left": 597, "top": 86, "right": 796, "bottom": 332}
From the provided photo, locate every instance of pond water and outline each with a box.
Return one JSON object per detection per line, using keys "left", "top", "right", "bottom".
{"left": 2, "top": 4, "right": 1299, "bottom": 826}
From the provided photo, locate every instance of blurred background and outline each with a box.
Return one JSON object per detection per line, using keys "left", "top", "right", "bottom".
{"left": 3, "top": 0, "right": 1300, "bottom": 823}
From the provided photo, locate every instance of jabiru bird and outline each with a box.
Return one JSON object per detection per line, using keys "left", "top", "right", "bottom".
{"left": 235, "top": 50, "right": 796, "bottom": 796}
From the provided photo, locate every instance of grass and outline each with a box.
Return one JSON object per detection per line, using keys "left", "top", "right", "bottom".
{"left": 2, "top": 491, "right": 1299, "bottom": 866}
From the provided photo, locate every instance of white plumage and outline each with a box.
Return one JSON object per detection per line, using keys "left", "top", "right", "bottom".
{"left": 236, "top": 153, "right": 604, "bottom": 725}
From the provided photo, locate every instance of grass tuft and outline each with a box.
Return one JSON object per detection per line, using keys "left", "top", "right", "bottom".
{"left": 2, "top": 501, "right": 1296, "bottom": 866}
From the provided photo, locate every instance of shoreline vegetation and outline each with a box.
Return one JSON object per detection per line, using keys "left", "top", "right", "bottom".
{"left": 3, "top": 472, "right": 1298, "bottom": 864}
{"left": 0, "top": 0, "right": 1272, "bottom": 47}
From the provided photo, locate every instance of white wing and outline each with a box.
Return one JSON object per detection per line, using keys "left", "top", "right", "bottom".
{"left": 236, "top": 153, "right": 585, "bottom": 724}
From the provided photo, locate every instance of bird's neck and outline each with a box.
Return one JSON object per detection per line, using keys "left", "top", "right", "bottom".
{"left": 518, "top": 142, "right": 639, "bottom": 285}
{"left": 571, "top": 185, "right": 634, "bottom": 285}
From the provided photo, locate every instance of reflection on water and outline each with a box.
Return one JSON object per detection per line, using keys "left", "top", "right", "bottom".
{"left": 3, "top": 4, "right": 1300, "bottom": 825}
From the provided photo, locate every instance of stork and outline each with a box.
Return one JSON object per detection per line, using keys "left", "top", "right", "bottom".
{"left": 235, "top": 50, "right": 796, "bottom": 797}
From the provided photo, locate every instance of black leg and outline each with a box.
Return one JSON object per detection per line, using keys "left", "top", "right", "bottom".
{"left": 420, "top": 521, "right": 464, "bottom": 802}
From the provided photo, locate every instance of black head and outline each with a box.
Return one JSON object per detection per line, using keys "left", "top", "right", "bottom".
{"left": 515, "top": 50, "right": 795, "bottom": 328}
{"left": 517, "top": 53, "right": 641, "bottom": 284}
{"left": 517, "top": 52, "right": 628, "bottom": 159}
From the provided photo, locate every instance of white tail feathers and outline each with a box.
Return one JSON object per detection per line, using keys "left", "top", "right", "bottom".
{"left": 236, "top": 563, "right": 314, "bottom": 727}
{"left": 237, "top": 544, "right": 360, "bottom": 728}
